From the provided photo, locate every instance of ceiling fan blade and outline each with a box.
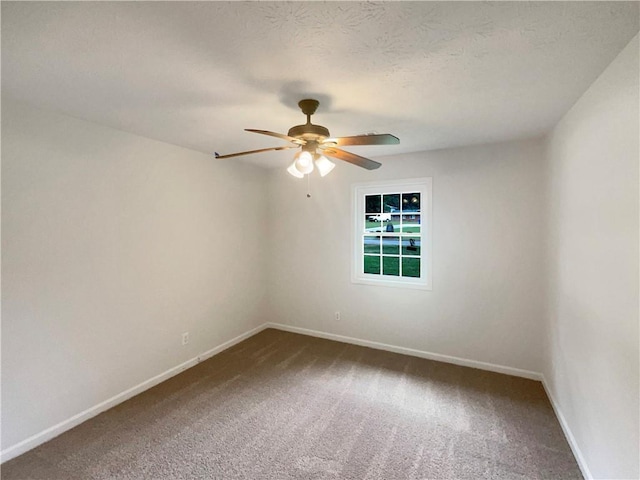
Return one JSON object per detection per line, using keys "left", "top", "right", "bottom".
{"left": 215, "top": 145, "right": 298, "bottom": 159}
{"left": 321, "top": 147, "right": 381, "bottom": 170}
{"left": 245, "top": 129, "right": 304, "bottom": 145}
{"left": 325, "top": 133, "right": 400, "bottom": 147}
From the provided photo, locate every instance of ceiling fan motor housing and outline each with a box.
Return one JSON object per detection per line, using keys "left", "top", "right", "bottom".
{"left": 288, "top": 123, "right": 330, "bottom": 141}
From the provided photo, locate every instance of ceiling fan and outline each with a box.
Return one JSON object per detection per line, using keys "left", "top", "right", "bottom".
{"left": 215, "top": 99, "right": 400, "bottom": 177}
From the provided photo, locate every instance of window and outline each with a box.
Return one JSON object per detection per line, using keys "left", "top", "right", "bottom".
{"left": 352, "top": 178, "right": 432, "bottom": 290}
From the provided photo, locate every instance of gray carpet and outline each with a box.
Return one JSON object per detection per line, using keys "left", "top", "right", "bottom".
{"left": 2, "top": 329, "right": 582, "bottom": 479}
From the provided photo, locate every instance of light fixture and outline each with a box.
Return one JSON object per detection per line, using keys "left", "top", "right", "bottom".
{"left": 294, "top": 150, "right": 314, "bottom": 174}
{"left": 287, "top": 160, "right": 304, "bottom": 178}
{"left": 287, "top": 147, "right": 337, "bottom": 179}
{"left": 314, "top": 154, "right": 335, "bottom": 177}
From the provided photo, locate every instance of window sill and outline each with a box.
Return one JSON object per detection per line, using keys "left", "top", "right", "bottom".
{"left": 351, "top": 275, "right": 432, "bottom": 291}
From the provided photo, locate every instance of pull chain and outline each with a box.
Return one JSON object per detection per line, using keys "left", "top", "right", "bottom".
{"left": 306, "top": 173, "right": 311, "bottom": 198}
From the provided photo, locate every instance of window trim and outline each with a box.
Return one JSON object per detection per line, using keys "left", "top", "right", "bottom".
{"left": 351, "top": 177, "right": 433, "bottom": 290}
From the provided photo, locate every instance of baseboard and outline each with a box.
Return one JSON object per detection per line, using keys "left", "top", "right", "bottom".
{"left": 542, "top": 376, "right": 592, "bottom": 480}
{"left": 265, "top": 322, "right": 543, "bottom": 381}
{"left": 0, "top": 323, "right": 269, "bottom": 464}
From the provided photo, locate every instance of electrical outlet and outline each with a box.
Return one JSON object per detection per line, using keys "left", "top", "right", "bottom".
{"left": 182, "top": 332, "right": 189, "bottom": 346}
{"left": 335, "top": 311, "right": 341, "bottom": 321}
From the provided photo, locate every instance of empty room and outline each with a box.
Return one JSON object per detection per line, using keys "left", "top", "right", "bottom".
{"left": 1, "top": 2, "right": 638, "bottom": 479}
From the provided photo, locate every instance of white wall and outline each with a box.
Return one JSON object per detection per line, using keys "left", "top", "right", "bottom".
{"left": 267, "top": 138, "right": 546, "bottom": 374}
{"left": 544, "top": 34, "right": 639, "bottom": 480}
{"left": 1, "top": 101, "right": 269, "bottom": 451}
{"left": 3, "top": 34, "right": 637, "bottom": 475}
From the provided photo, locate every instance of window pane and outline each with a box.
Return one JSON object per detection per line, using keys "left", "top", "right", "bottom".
{"left": 402, "top": 214, "right": 421, "bottom": 233}
{"left": 402, "top": 257, "right": 420, "bottom": 278}
{"left": 383, "top": 194, "right": 400, "bottom": 213}
{"left": 363, "top": 236, "right": 380, "bottom": 254}
{"left": 365, "top": 195, "right": 381, "bottom": 213}
{"left": 354, "top": 180, "right": 431, "bottom": 289}
{"left": 365, "top": 215, "right": 381, "bottom": 232}
{"left": 402, "top": 193, "right": 420, "bottom": 212}
{"left": 382, "top": 214, "right": 400, "bottom": 233}
{"left": 366, "top": 213, "right": 391, "bottom": 227}
{"left": 364, "top": 255, "right": 380, "bottom": 274}
{"left": 402, "top": 236, "right": 421, "bottom": 256}
{"left": 382, "top": 236, "right": 399, "bottom": 254}
{"left": 382, "top": 256, "right": 400, "bottom": 276}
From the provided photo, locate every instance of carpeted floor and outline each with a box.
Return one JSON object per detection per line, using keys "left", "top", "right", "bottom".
{"left": 2, "top": 329, "right": 582, "bottom": 479}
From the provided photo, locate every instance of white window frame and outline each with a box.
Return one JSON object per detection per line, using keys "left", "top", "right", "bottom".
{"left": 351, "top": 177, "right": 432, "bottom": 290}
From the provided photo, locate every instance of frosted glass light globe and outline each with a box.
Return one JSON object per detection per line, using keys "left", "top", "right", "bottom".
{"left": 314, "top": 155, "right": 335, "bottom": 177}
{"left": 294, "top": 151, "right": 314, "bottom": 174}
{"left": 287, "top": 160, "right": 304, "bottom": 178}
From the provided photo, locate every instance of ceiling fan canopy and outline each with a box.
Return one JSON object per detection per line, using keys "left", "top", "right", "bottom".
{"left": 215, "top": 99, "right": 399, "bottom": 176}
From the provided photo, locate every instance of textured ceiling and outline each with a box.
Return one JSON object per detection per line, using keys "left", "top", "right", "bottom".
{"left": 2, "top": 2, "right": 638, "bottom": 168}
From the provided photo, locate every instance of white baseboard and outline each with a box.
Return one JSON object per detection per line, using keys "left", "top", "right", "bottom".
{"left": 265, "top": 322, "right": 543, "bottom": 381}
{"left": 0, "top": 323, "right": 268, "bottom": 464}
{"left": 542, "top": 376, "right": 592, "bottom": 480}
